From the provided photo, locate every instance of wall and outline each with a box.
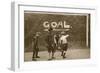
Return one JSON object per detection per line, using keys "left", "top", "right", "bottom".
{"left": 24, "top": 13, "right": 89, "bottom": 52}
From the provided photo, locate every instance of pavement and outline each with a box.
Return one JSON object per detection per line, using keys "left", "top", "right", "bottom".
{"left": 24, "top": 48, "right": 90, "bottom": 61}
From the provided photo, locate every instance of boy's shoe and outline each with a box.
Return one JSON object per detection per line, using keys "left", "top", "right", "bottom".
{"left": 52, "top": 57, "right": 56, "bottom": 59}
{"left": 36, "top": 56, "right": 40, "bottom": 58}
{"left": 48, "top": 58, "right": 52, "bottom": 61}
{"left": 61, "top": 54, "right": 63, "bottom": 56}
{"left": 63, "top": 53, "right": 66, "bottom": 59}
{"left": 63, "top": 55, "right": 66, "bottom": 59}
{"left": 63, "top": 56, "right": 66, "bottom": 59}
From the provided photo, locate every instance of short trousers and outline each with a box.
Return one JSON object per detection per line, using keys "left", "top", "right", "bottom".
{"left": 33, "top": 45, "right": 39, "bottom": 52}
{"left": 61, "top": 43, "right": 68, "bottom": 51}
{"left": 47, "top": 45, "right": 56, "bottom": 53}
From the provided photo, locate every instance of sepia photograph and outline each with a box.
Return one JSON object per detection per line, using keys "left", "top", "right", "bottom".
{"left": 24, "top": 11, "right": 90, "bottom": 61}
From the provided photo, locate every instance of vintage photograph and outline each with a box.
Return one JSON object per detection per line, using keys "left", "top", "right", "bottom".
{"left": 24, "top": 11, "right": 90, "bottom": 61}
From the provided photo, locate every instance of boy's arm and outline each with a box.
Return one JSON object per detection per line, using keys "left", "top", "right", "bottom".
{"left": 65, "top": 34, "right": 69, "bottom": 38}
{"left": 59, "top": 39, "right": 62, "bottom": 45}
{"left": 32, "top": 41, "right": 34, "bottom": 49}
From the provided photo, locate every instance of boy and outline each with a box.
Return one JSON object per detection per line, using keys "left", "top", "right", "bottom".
{"left": 32, "top": 32, "right": 40, "bottom": 61}
{"left": 45, "top": 27, "right": 56, "bottom": 60}
{"left": 59, "top": 31, "right": 69, "bottom": 59}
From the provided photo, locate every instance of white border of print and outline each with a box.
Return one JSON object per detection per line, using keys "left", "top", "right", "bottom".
{"left": 11, "top": 2, "right": 97, "bottom": 71}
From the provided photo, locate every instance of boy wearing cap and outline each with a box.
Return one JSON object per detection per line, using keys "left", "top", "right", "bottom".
{"left": 32, "top": 32, "right": 40, "bottom": 61}
{"left": 59, "top": 31, "right": 69, "bottom": 59}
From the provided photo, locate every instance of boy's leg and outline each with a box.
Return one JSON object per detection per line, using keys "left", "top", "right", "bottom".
{"left": 48, "top": 52, "right": 52, "bottom": 60}
{"left": 48, "top": 52, "right": 51, "bottom": 59}
{"left": 60, "top": 44, "right": 63, "bottom": 56}
{"left": 36, "top": 52, "right": 40, "bottom": 58}
{"left": 63, "top": 44, "right": 68, "bottom": 59}
{"left": 52, "top": 46, "right": 56, "bottom": 59}
{"left": 48, "top": 47, "right": 52, "bottom": 60}
{"left": 63, "top": 51, "right": 66, "bottom": 58}
{"left": 32, "top": 51, "right": 35, "bottom": 58}
{"left": 32, "top": 50, "right": 37, "bottom": 61}
{"left": 36, "top": 48, "right": 40, "bottom": 58}
{"left": 52, "top": 52, "right": 55, "bottom": 59}
{"left": 61, "top": 50, "right": 63, "bottom": 56}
